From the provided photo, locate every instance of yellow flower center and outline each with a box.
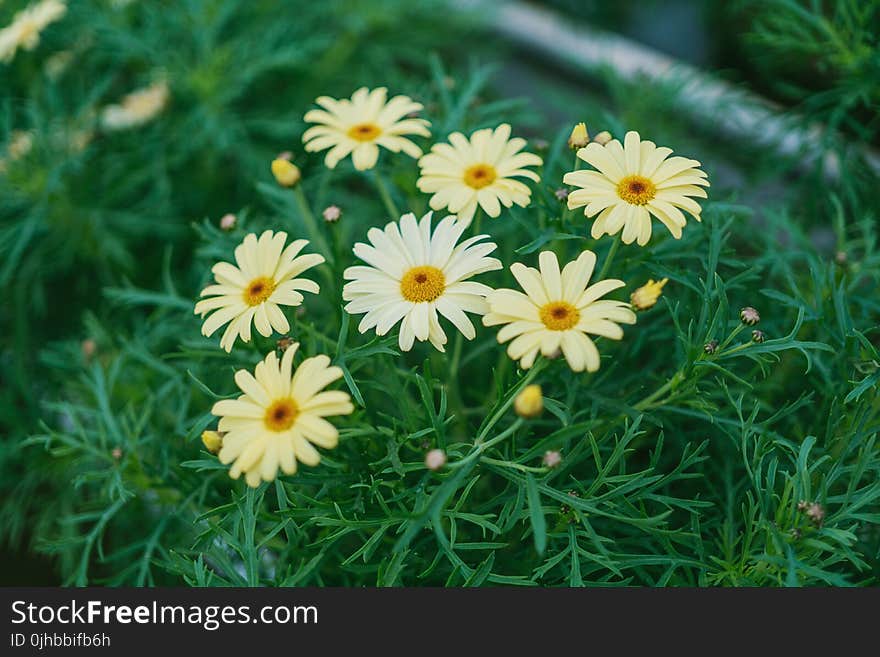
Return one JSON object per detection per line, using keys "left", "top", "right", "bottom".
{"left": 539, "top": 301, "right": 580, "bottom": 331}
{"left": 243, "top": 276, "right": 275, "bottom": 306}
{"left": 616, "top": 175, "right": 656, "bottom": 205}
{"left": 263, "top": 398, "right": 299, "bottom": 432}
{"left": 463, "top": 163, "right": 497, "bottom": 189}
{"left": 347, "top": 123, "right": 382, "bottom": 142}
{"left": 400, "top": 266, "right": 445, "bottom": 303}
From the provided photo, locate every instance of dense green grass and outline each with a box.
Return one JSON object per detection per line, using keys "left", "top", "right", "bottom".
{"left": 2, "top": 0, "right": 878, "bottom": 586}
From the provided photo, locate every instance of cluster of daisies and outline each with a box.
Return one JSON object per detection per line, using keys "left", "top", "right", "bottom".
{"left": 195, "top": 87, "right": 709, "bottom": 487}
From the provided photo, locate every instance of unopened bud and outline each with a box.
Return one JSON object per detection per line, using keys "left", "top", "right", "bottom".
{"left": 271, "top": 158, "right": 301, "bottom": 187}
{"left": 112, "top": 447, "right": 122, "bottom": 460}
{"left": 201, "top": 430, "right": 224, "bottom": 455}
{"left": 425, "top": 448, "right": 447, "bottom": 471}
{"left": 514, "top": 384, "right": 543, "bottom": 419}
{"left": 81, "top": 339, "right": 97, "bottom": 360}
{"left": 751, "top": 329, "right": 765, "bottom": 343}
{"left": 703, "top": 339, "right": 719, "bottom": 355}
{"left": 554, "top": 188, "right": 569, "bottom": 202}
{"left": 322, "top": 205, "right": 342, "bottom": 223}
{"left": 805, "top": 502, "right": 825, "bottom": 527}
{"left": 219, "top": 213, "right": 236, "bottom": 230}
{"left": 740, "top": 307, "right": 760, "bottom": 325}
{"left": 630, "top": 278, "right": 668, "bottom": 311}
{"left": 542, "top": 450, "right": 562, "bottom": 468}
{"left": 276, "top": 336, "right": 294, "bottom": 353}
{"left": 567, "top": 122, "right": 589, "bottom": 149}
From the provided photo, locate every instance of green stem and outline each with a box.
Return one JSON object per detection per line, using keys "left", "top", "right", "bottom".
{"left": 373, "top": 170, "right": 400, "bottom": 219}
{"left": 597, "top": 238, "right": 621, "bottom": 280}
{"left": 480, "top": 456, "right": 548, "bottom": 473}
{"left": 293, "top": 186, "right": 333, "bottom": 265}
{"left": 472, "top": 207, "right": 484, "bottom": 235}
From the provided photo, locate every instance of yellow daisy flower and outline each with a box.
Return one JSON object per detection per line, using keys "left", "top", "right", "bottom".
{"left": 194, "top": 230, "right": 324, "bottom": 352}
{"left": 416, "top": 123, "right": 543, "bottom": 226}
{"left": 302, "top": 87, "right": 430, "bottom": 171}
{"left": 484, "top": 250, "right": 636, "bottom": 372}
{"left": 342, "top": 211, "right": 501, "bottom": 352}
{"left": 212, "top": 345, "right": 354, "bottom": 487}
{"left": 564, "top": 131, "right": 709, "bottom": 246}
{"left": 0, "top": 0, "right": 67, "bottom": 63}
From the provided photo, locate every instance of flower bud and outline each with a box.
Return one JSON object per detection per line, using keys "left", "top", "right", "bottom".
{"left": 630, "top": 278, "right": 668, "bottom": 311}
{"left": 703, "top": 339, "right": 719, "bottom": 354}
{"left": 201, "top": 430, "right": 223, "bottom": 455}
{"left": 740, "top": 307, "right": 760, "bottom": 325}
{"left": 567, "top": 122, "right": 590, "bottom": 149}
{"left": 805, "top": 502, "right": 825, "bottom": 527}
{"left": 542, "top": 450, "right": 562, "bottom": 468}
{"left": 271, "top": 158, "right": 301, "bottom": 187}
{"left": 322, "top": 205, "right": 342, "bottom": 223}
{"left": 81, "top": 338, "right": 96, "bottom": 360}
{"left": 219, "top": 213, "right": 236, "bottom": 231}
{"left": 425, "top": 448, "right": 447, "bottom": 471}
{"left": 514, "top": 384, "right": 543, "bottom": 419}
{"left": 751, "top": 329, "right": 765, "bottom": 343}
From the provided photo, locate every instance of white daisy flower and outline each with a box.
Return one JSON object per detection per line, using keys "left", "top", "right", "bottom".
{"left": 484, "top": 250, "right": 636, "bottom": 372}
{"left": 0, "top": 0, "right": 67, "bottom": 63}
{"left": 416, "top": 123, "right": 542, "bottom": 226}
{"left": 302, "top": 87, "right": 430, "bottom": 171}
{"left": 563, "top": 130, "right": 710, "bottom": 246}
{"left": 342, "top": 211, "right": 501, "bottom": 352}
{"left": 212, "top": 344, "right": 354, "bottom": 487}
{"left": 100, "top": 81, "right": 169, "bottom": 131}
{"left": 195, "top": 230, "right": 324, "bottom": 352}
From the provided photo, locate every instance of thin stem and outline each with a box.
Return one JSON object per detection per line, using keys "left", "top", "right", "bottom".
{"left": 293, "top": 186, "right": 333, "bottom": 265}
{"left": 373, "top": 170, "right": 400, "bottom": 219}
{"left": 472, "top": 207, "right": 484, "bottom": 235}
{"left": 480, "top": 456, "right": 548, "bottom": 473}
{"left": 597, "top": 238, "right": 621, "bottom": 280}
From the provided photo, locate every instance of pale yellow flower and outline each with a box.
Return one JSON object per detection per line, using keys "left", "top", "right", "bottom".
{"left": 211, "top": 345, "right": 354, "bottom": 487}
{"left": 417, "top": 123, "right": 542, "bottom": 226}
{"left": 0, "top": 0, "right": 67, "bottom": 63}
{"left": 342, "top": 211, "right": 501, "bottom": 352}
{"left": 484, "top": 250, "right": 636, "bottom": 372}
{"left": 564, "top": 131, "right": 709, "bottom": 245}
{"left": 194, "top": 230, "right": 324, "bottom": 352}
{"left": 0, "top": 130, "right": 33, "bottom": 173}
{"left": 100, "top": 81, "right": 169, "bottom": 131}
{"left": 302, "top": 87, "right": 430, "bottom": 171}
{"left": 630, "top": 278, "right": 668, "bottom": 310}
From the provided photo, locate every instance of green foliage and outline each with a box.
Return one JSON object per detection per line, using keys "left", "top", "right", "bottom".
{"left": 1, "top": 0, "right": 878, "bottom": 587}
